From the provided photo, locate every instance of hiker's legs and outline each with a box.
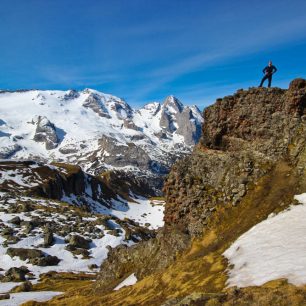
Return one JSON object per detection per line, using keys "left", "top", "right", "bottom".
{"left": 259, "top": 75, "right": 268, "bottom": 87}
{"left": 268, "top": 75, "right": 272, "bottom": 88}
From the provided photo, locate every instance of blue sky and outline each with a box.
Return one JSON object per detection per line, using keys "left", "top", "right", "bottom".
{"left": 1, "top": 0, "right": 306, "bottom": 108}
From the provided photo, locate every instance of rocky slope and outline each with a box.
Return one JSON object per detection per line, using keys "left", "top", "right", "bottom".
{"left": 163, "top": 78, "right": 306, "bottom": 235}
{"left": 0, "top": 159, "right": 165, "bottom": 299}
{"left": 0, "top": 90, "right": 203, "bottom": 194}
{"left": 41, "top": 78, "right": 306, "bottom": 306}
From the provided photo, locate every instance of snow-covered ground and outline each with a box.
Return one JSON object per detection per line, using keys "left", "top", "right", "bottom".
{"left": 0, "top": 90, "right": 202, "bottom": 168}
{"left": 99, "top": 197, "right": 164, "bottom": 230}
{"left": 0, "top": 188, "right": 164, "bottom": 293}
{"left": 0, "top": 291, "right": 62, "bottom": 306}
{"left": 224, "top": 193, "right": 306, "bottom": 287}
{"left": 114, "top": 273, "right": 138, "bottom": 291}
{"left": 0, "top": 192, "right": 164, "bottom": 284}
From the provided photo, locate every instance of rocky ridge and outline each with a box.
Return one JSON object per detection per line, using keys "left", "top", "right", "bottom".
{"left": 164, "top": 78, "right": 306, "bottom": 235}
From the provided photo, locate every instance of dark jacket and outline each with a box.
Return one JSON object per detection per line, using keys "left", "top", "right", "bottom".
{"left": 263, "top": 65, "right": 277, "bottom": 76}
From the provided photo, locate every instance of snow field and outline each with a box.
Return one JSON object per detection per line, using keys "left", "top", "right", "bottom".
{"left": 224, "top": 193, "right": 306, "bottom": 287}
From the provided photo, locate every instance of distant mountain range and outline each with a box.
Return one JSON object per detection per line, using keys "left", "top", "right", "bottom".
{"left": 0, "top": 89, "right": 203, "bottom": 194}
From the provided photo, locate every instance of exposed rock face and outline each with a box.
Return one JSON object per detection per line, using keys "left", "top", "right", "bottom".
{"left": 1, "top": 267, "right": 29, "bottom": 282}
{"left": 97, "top": 135, "right": 151, "bottom": 170}
{"left": 96, "top": 228, "right": 191, "bottom": 293}
{"left": 7, "top": 247, "right": 60, "bottom": 266}
{"left": 82, "top": 93, "right": 111, "bottom": 118}
{"left": 164, "top": 80, "right": 306, "bottom": 236}
{"left": 33, "top": 116, "right": 59, "bottom": 150}
{"left": 159, "top": 96, "right": 202, "bottom": 145}
{"left": 0, "top": 160, "right": 119, "bottom": 211}
{"left": 63, "top": 89, "right": 80, "bottom": 100}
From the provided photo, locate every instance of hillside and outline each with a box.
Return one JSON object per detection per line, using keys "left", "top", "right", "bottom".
{"left": 33, "top": 78, "right": 306, "bottom": 306}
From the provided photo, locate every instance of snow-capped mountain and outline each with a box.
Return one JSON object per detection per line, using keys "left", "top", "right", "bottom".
{"left": 0, "top": 89, "right": 203, "bottom": 193}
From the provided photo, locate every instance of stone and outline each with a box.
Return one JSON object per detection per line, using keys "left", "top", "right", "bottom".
{"left": 7, "top": 248, "right": 44, "bottom": 261}
{"left": 43, "top": 229, "right": 54, "bottom": 247}
{"left": 30, "top": 255, "right": 60, "bottom": 266}
{"left": 9, "top": 216, "right": 21, "bottom": 225}
{"left": 69, "top": 235, "right": 92, "bottom": 249}
{"left": 11, "top": 280, "right": 33, "bottom": 292}
{"left": 289, "top": 78, "right": 306, "bottom": 90}
{"left": 3, "top": 267, "right": 29, "bottom": 282}
{"left": 0, "top": 293, "right": 10, "bottom": 300}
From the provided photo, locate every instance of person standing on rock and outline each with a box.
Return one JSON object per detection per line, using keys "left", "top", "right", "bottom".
{"left": 259, "top": 61, "right": 277, "bottom": 88}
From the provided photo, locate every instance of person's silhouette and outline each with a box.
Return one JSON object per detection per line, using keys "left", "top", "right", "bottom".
{"left": 259, "top": 61, "right": 277, "bottom": 88}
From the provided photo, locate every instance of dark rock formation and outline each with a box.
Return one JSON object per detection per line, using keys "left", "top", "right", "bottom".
{"left": 96, "top": 228, "right": 191, "bottom": 293}
{"left": 82, "top": 93, "right": 111, "bottom": 118}
{"left": 0, "top": 160, "right": 117, "bottom": 209}
{"left": 33, "top": 116, "right": 59, "bottom": 150}
{"left": 1, "top": 266, "right": 29, "bottom": 282}
{"left": 163, "top": 81, "right": 306, "bottom": 235}
{"left": 43, "top": 228, "right": 54, "bottom": 247}
{"left": 7, "top": 247, "right": 60, "bottom": 266}
{"left": 69, "top": 234, "right": 91, "bottom": 249}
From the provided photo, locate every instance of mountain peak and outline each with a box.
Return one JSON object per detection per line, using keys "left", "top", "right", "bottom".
{"left": 162, "top": 95, "right": 184, "bottom": 114}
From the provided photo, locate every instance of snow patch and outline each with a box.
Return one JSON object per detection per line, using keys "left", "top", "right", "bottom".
{"left": 0, "top": 291, "right": 62, "bottom": 306}
{"left": 114, "top": 273, "right": 138, "bottom": 290}
{"left": 224, "top": 193, "right": 306, "bottom": 287}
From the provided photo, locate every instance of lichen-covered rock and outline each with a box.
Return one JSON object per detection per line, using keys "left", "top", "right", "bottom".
{"left": 6, "top": 247, "right": 60, "bottom": 266}
{"left": 163, "top": 81, "right": 306, "bottom": 236}
{"left": 43, "top": 228, "right": 54, "bottom": 247}
{"left": 69, "top": 234, "right": 92, "bottom": 249}
{"left": 2, "top": 266, "right": 29, "bottom": 282}
{"left": 7, "top": 247, "right": 45, "bottom": 261}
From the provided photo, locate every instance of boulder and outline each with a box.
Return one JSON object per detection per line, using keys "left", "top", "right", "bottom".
{"left": 289, "top": 78, "right": 306, "bottom": 90}
{"left": 7, "top": 248, "right": 44, "bottom": 261}
{"left": 0, "top": 293, "right": 10, "bottom": 300}
{"left": 69, "top": 235, "right": 92, "bottom": 249}
{"left": 3, "top": 267, "right": 29, "bottom": 282}
{"left": 11, "top": 280, "right": 33, "bottom": 292}
{"left": 9, "top": 216, "right": 21, "bottom": 225}
{"left": 30, "top": 255, "right": 60, "bottom": 266}
{"left": 43, "top": 229, "right": 54, "bottom": 247}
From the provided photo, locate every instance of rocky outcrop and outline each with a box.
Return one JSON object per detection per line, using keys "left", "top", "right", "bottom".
{"left": 6, "top": 248, "right": 60, "bottom": 266}
{"left": 33, "top": 116, "right": 59, "bottom": 150}
{"left": 62, "top": 89, "right": 80, "bottom": 100}
{"left": 82, "top": 93, "right": 111, "bottom": 118}
{"left": 164, "top": 79, "right": 306, "bottom": 236}
{"left": 97, "top": 135, "right": 151, "bottom": 170}
{"left": 96, "top": 228, "right": 191, "bottom": 293}
{"left": 0, "top": 160, "right": 117, "bottom": 209}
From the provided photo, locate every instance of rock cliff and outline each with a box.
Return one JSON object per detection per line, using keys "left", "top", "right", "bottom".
{"left": 164, "top": 78, "right": 306, "bottom": 235}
